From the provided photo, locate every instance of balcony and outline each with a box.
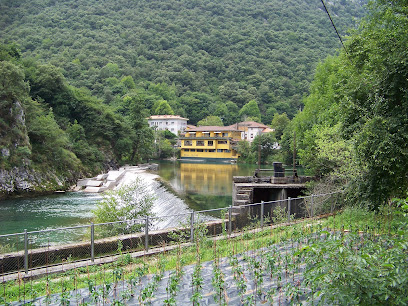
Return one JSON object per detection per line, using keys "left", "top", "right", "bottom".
{"left": 179, "top": 136, "right": 232, "bottom": 140}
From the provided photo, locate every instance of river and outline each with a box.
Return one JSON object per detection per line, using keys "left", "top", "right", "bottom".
{"left": 0, "top": 162, "right": 260, "bottom": 237}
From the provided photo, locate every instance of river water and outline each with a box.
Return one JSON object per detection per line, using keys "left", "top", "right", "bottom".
{"left": 0, "top": 162, "right": 260, "bottom": 237}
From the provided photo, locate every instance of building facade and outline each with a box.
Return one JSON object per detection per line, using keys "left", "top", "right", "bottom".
{"left": 237, "top": 121, "right": 273, "bottom": 142}
{"left": 147, "top": 115, "right": 188, "bottom": 134}
{"left": 179, "top": 125, "right": 242, "bottom": 161}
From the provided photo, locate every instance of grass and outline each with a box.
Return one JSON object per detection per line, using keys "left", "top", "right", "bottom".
{"left": 1, "top": 204, "right": 407, "bottom": 304}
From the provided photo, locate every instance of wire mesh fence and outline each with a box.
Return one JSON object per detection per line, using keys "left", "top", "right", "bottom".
{"left": 0, "top": 192, "right": 340, "bottom": 276}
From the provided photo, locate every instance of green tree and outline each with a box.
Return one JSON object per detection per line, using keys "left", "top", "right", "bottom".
{"left": 239, "top": 100, "right": 261, "bottom": 122}
{"left": 340, "top": 0, "right": 408, "bottom": 208}
{"left": 153, "top": 99, "right": 174, "bottom": 115}
{"left": 0, "top": 42, "right": 21, "bottom": 61}
{"left": 0, "top": 61, "right": 28, "bottom": 103}
{"left": 197, "top": 115, "right": 223, "bottom": 126}
{"left": 0, "top": 61, "right": 31, "bottom": 168}
{"left": 125, "top": 94, "right": 154, "bottom": 162}
{"left": 237, "top": 140, "right": 256, "bottom": 163}
{"left": 66, "top": 120, "right": 103, "bottom": 171}
{"left": 293, "top": 0, "right": 408, "bottom": 209}
{"left": 28, "top": 109, "right": 81, "bottom": 171}
{"left": 93, "top": 179, "right": 155, "bottom": 235}
{"left": 251, "top": 132, "right": 278, "bottom": 164}
{"left": 298, "top": 123, "right": 354, "bottom": 181}
{"left": 270, "top": 113, "right": 290, "bottom": 140}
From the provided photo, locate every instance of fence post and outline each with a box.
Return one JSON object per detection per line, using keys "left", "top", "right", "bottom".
{"left": 145, "top": 216, "right": 149, "bottom": 252}
{"left": 287, "top": 197, "right": 291, "bottom": 223}
{"left": 190, "top": 211, "right": 195, "bottom": 243}
{"left": 260, "top": 201, "right": 264, "bottom": 230}
{"left": 228, "top": 205, "right": 232, "bottom": 235}
{"left": 91, "top": 223, "right": 95, "bottom": 262}
{"left": 311, "top": 194, "right": 314, "bottom": 218}
{"left": 331, "top": 195, "right": 334, "bottom": 213}
{"left": 24, "top": 229, "right": 28, "bottom": 274}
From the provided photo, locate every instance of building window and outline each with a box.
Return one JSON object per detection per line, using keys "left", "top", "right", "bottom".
{"left": 197, "top": 140, "right": 205, "bottom": 146}
{"left": 222, "top": 132, "right": 228, "bottom": 137}
{"left": 184, "top": 140, "right": 192, "bottom": 146}
{"left": 197, "top": 149, "right": 203, "bottom": 152}
{"left": 166, "top": 122, "right": 168, "bottom": 125}
{"left": 190, "top": 149, "right": 196, "bottom": 152}
{"left": 209, "top": 149, "right": 215, "bottom": 152}
{"left": 184, "top": 149, "right": 190, "bottom": 152}
{"left": 208, "top": 140, "right": 214, "bottom": 146}
{"left": 217, "top": 149, "right": 223, "bottom": 153}
{"left": 218, "top": 140, "right": 227, "bottom": 144}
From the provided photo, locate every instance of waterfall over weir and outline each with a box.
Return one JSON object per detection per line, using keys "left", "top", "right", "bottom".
{"left": 115, "top": 168, "right": 215, "bottom": 230}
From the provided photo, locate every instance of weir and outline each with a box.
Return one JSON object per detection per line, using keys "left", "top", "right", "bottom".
{"left": 78, "top": 165, "right": 215, "bottom": 231}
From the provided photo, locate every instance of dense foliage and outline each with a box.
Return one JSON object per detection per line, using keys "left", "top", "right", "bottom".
{"left": 1, "top": 0, "right": 366, "bottom": 124}
{"left": 0, "top": 47, "right": 155, "bottom": 182}
{"left": 290, "top": 0, "right": 408, "bottom": 209}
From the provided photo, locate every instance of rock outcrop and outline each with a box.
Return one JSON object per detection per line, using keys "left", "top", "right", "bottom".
{"left": 0, "top": 167, "right": 75, "bottom": 199}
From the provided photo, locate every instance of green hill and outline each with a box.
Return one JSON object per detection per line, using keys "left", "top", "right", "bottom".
{"left": 0, "top": 0, "right": 367, "bottom": 197}
{"left": 1, "top": 0, "right": 366, "bottom": 123}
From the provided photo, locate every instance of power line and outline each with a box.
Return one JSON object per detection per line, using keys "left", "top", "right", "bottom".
{"left": 320, "top": 0, "right": 348, "bottom": 55}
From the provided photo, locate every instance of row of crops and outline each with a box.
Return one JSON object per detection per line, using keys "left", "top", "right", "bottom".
{"left": 2, "top": 205, "right": 408, "bottom": 305}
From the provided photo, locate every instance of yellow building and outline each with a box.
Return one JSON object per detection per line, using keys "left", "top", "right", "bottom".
{"left": 179, "top": 125, "right": 242, "bottom": 161}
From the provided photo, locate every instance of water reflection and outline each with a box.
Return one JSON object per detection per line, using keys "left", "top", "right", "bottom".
{"left": 179, "top": 163, "right": 238, "bottom": 195}
{"left": 157, "top": 161, "right": 258, "bottom": 211}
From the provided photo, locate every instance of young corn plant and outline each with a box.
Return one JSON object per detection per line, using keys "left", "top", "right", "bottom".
{"left": 164, "top": 269, "right": 184, "bottom": 306}
{"left": 190, "top": 264, "right": 203, "bottom": 305}
{"left": 248, "top": 255, "right": 264, "bottom": 298}
{"left": 229, "top": 254, "right": 247, "bottom": 303}
{"left": 190, "top": 222, "right": 205, "bottom": 306}
{"left": 140, "top": 255, "right": 167, "bottom": 304}
{"left": 211, "top": 262, "right": 226, "bottom": 305}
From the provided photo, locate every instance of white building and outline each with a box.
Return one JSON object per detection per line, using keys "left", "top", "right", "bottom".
{"left": 237, "top": 121, "right": 274, "bottom": 142}
{"left": 147, "top": 115, "right": 189, "bottom": 135}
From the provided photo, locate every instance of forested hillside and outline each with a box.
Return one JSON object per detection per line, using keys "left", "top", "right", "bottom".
{"left": 1, "top": 0, "right": 366, "bottom": 123}
{"left": 0, "top": 45, "right": 155, "bottom": 197}
{"left": 0, "top": 0, "right": 367, "bottom": 197}
{"left": 289, "top": 0, "right": 408, "bottom": 209}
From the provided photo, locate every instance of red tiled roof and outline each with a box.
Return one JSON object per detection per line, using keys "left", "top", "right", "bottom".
{"left": 237, "top": 121, "right": 269, "bottom": 128}
{"left": 262, "top": 127, "right": 274, "bottom": 133}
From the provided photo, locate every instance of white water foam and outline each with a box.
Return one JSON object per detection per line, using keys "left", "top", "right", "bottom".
{"left": 115, "top": 167, "right": 213, "bottom": 230}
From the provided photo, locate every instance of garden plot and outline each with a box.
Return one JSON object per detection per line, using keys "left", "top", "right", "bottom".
{"left": 18, "top": 236, "right": 327, "bottom": 305}
{"left": 5, "top": 208, "right": 408, "bottom": 305}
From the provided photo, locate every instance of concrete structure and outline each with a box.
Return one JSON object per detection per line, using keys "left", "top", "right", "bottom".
{"left": 179, "top": 125, "right": 242, "bottom": 162}
{"left": 232, "top": 163, "right": 313, "bottom": 217}
{"left": 147, "top": 115, "right": 188, "bottom": 135}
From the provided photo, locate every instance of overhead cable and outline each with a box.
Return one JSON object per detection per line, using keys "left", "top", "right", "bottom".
{"left": 320, "top": 0, "right": 348, "bottom": 55}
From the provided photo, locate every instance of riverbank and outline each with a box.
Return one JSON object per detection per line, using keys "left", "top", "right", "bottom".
{"left": 0, "top": 166, "right": 78, "bottom": 201}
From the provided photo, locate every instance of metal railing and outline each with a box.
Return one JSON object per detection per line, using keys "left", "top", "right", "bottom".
{"left": 0, "top": 192, "right": 341, "bottom": 276}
